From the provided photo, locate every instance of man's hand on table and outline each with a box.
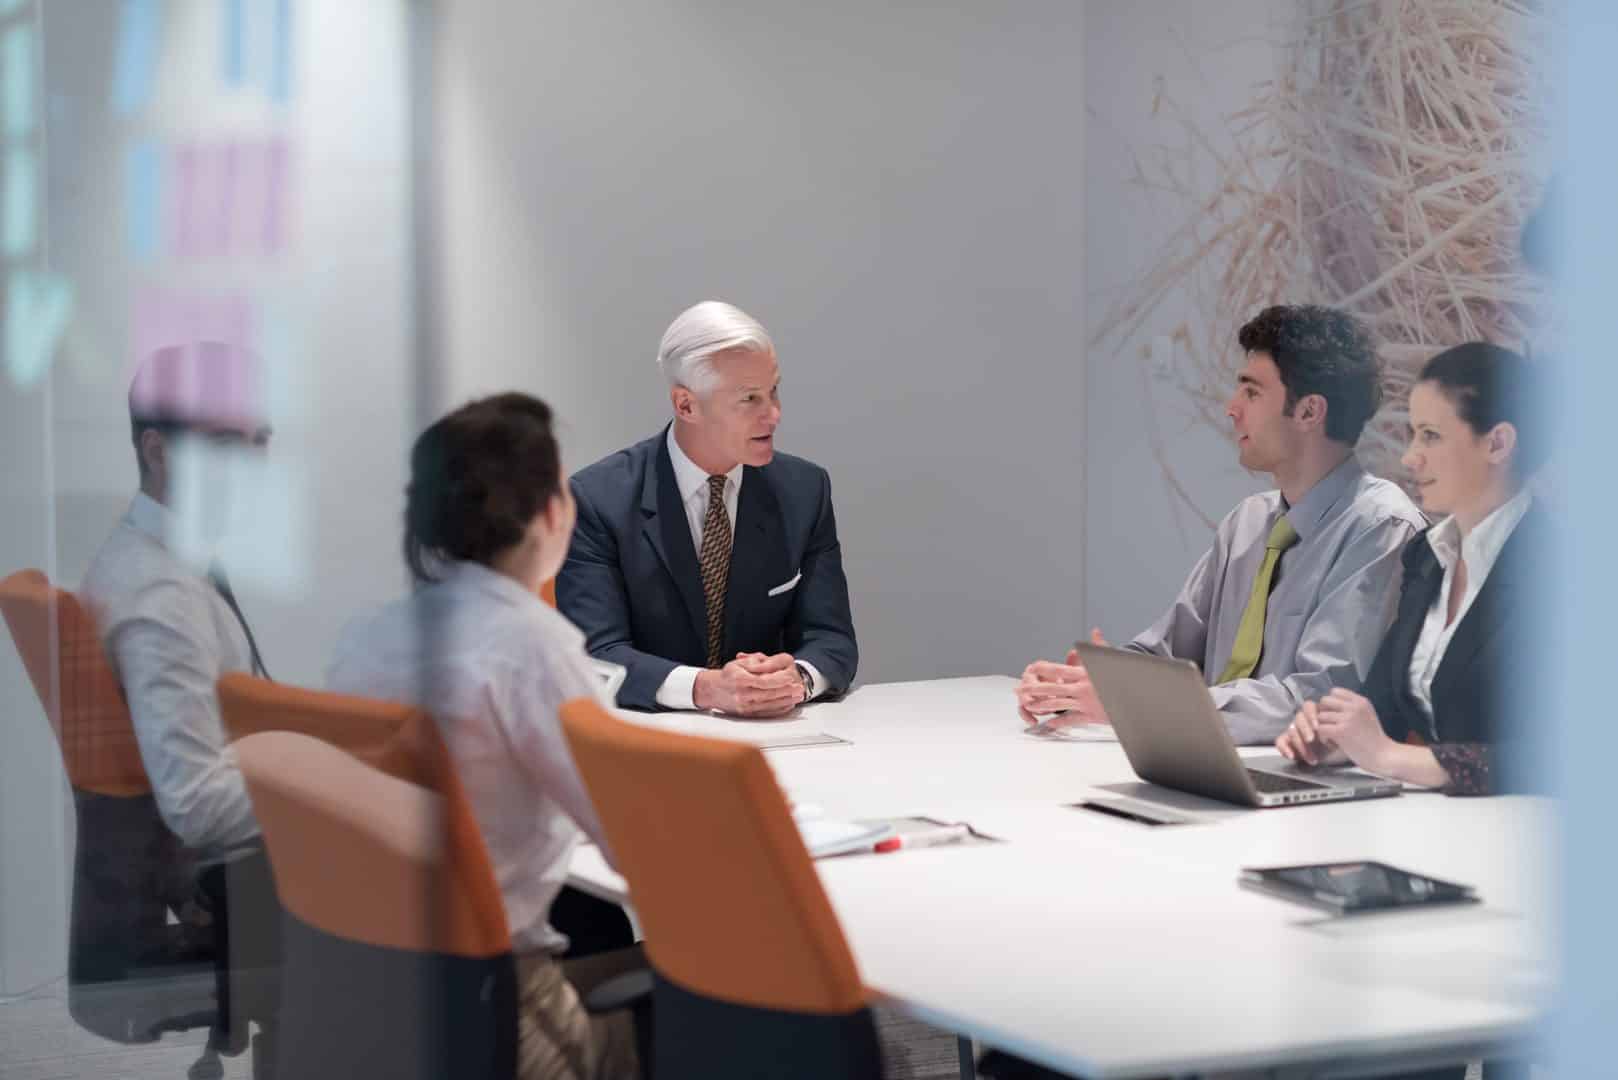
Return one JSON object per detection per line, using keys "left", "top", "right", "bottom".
{"left": 1015, "top": 628, "right": 1112, "bottom": 728}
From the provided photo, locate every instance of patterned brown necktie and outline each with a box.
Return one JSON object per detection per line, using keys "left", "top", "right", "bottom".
{"left": 698, "top": 474, "right": 733, "bottom": 667}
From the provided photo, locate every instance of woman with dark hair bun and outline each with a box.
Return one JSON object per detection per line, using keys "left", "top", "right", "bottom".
{"left": 327, "top": 393, "right": 638, "bottom": 1080}
{"left": 1277, "top": 342, "right": 1549, "bottom": 798}
{"left": 400, "top": 393, "right": 571, "bottom": 585}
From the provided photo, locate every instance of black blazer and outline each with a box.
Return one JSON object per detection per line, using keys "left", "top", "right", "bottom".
{"left": 1361, "top": 506, "right": 1547, "bottom": 794}
{"left": 558, "top": 428, "right": 858, "bottom": 711}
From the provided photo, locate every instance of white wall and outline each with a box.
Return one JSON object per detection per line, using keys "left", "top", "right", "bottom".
{"left": 0, "top": 0, "right": 415, "bottom": 992}
{"left": 0, "top": 382, "right": 68, "bottom": 993}
{"left": 36, "top": 0, "right": 417, "bottom": 674}
{"left": 434, "top": 0, "right": 1088, "bottom": 684}
{"left": 1082, "top": 0, "right": 1281, "bottom": 637}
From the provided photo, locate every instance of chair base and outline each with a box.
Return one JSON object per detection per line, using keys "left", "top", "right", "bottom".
{"left": 187, "top": 1047, "right": 224, "bottom": 1080}
{"left": 196, "top": 848, "right": 283, "bottom": 1052}
{"left": 68, "top": 968, "right": 216, "bottom": 1045}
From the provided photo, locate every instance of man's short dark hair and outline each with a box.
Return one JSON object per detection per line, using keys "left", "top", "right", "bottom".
{"left": 1237, "top": 304, "right": 1382, "bottom": 446}
{"left": 129, "top": 414, "right": 187, "bottom": 480}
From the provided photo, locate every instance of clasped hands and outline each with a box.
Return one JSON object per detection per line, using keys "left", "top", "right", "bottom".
{"left": 1015, "top": 629, "right": 1112, "bottom": 728}
{"left": 694, "top": 651, "right": 806, "bottom": 718}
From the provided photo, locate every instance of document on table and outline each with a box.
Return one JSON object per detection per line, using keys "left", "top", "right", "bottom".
{"left": 1024, "top": 720, "right": 1117, "bottom": 742}
{"left": 792, "top": 804, "right": 995, "bottom": 858}
{"left": 634, "top": 713, "right": 851, "bottom": 750}
{"left": 755, "top": 731, "right": 851, "bottom": 751}
{"left": 797, "top": 816, "right": 892, "bottom": 857}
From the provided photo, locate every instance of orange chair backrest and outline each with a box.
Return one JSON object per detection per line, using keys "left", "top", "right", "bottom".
{"left": 0, "top": 569, "right": 151, "bottom": 796}
{"left": 560, "top": 696, "right": 865, "bottom": 1015}
{"left": 236, "top": 730, "right": 497, "bottom": 956}
{"left": 540, "top": 577, "right": 557, "bottom": 608}
{"left": 218, "top": 674, "right": 509, "bottom": 957}
{"left": 219, "top": 672, "right": 451, "bottom": 790}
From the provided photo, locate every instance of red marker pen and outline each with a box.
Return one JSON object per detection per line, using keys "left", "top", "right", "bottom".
{"left": 873, "top": 824, "right": 971, "bottom": 853}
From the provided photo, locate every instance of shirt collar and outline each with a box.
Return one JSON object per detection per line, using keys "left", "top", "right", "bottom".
{"left": 666, "top": 425, "right": 743, "bottom": 504}
{"left": 1426, "top": 488, "right": 1534, "bottom": 576}
{"left": 1282, "top": 455, "right": 1364, "bottom": 544}
{"left": 439, "top": 560, "right": 586, "bottom": 644}
{"left": 126, "top": 492, "right": 172, "bottom": 546}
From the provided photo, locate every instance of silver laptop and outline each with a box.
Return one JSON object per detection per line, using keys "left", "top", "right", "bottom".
{"left": 1074, "top": 643, "right": 1402, "bottom": 808}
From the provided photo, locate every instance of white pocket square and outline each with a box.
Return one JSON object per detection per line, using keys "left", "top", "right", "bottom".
{"left": 767, "top": 572, "right": 802, "bottom": 597}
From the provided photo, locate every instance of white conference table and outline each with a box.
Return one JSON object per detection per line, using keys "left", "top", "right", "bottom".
{"left": 569, "top": 676, "right": 1553, "bottom": 1079}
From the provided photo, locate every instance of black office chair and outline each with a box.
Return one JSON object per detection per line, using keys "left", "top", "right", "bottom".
{"left": 977, "top": 1051, "right": 1082, "bottom": 1079}
{"left": 0, "top": 570, "right": 277, "bottom": 1079}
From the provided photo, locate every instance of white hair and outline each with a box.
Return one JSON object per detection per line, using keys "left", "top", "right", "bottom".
{"left": 656, "top": 301, "right": 775, "bottom": 394}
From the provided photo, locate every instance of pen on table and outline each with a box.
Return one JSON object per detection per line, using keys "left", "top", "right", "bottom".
{"left": 873, "top": 824, "right": 972, "bottom": 853}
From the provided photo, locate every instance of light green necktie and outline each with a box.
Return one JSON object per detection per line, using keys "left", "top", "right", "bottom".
{"left": 1217, "top": 514, "right": 1299, "bottom": 684}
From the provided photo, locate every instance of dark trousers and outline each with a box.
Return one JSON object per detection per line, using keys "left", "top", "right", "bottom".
{"left": 551, "top": 885, "right": 636, "bottom": 959}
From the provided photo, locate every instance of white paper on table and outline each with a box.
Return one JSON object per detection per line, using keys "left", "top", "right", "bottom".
{"left": 1024, "top": 720, "right": 1118, "bottom": 742}
{"left": 797, "top": 817, "right": 893, "bottom": 858}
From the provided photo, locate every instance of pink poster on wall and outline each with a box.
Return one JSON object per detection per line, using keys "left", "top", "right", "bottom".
{"left": 128, "top": 287, "right": 261, "bottom": 422}
{"left": 168, "top": 138, "right": 293, "bottom": 260}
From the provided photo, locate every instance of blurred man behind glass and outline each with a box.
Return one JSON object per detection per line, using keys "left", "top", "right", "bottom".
{"left": 80, "top": 341, "right": 280, "bottom": 1055}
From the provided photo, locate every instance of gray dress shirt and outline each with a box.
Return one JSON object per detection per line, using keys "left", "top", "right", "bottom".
{"left": 81, "top": 493, "right": 261, "bottom": 861}
{"left": 1124, "top": 457, "right": 1425, "bottom": 745}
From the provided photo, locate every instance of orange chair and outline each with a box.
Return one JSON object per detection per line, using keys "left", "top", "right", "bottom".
{"left": 217, "top": 675, "right": 649, "bottom": 1042}
{"left": 216, "top": 673, "right": 508, "bottom": 956}
{"left": 234, "top": 730, "right": 516, "bottom": 1080}
{"left": 0, "top": 569, "right": 151, "bottom": 796}
{"left": 540, "top": 577, "right": 557, "bottom": 607}
{"left": 560, "top": 695, "right": 883, "bottom": 1079}
{"left": 0, "top": 570, "right": 241, "bottom": 1074}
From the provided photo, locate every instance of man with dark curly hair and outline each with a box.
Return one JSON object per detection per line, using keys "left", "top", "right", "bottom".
{"left": 1015, "top": 304, "right": 1425, "bottom": 744}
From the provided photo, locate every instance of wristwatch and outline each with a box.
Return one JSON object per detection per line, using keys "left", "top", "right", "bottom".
{"left": 794, "top": 662, "right": 815, "bottom": 702}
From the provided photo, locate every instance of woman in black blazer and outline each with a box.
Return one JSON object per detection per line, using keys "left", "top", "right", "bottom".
{"left": 1276, "top": 342, "right": 1546, "bottom": 796}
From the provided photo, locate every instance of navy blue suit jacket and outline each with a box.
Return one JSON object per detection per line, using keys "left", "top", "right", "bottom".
{"left": 558, "top": 427, "right": 858, "bottom": 711}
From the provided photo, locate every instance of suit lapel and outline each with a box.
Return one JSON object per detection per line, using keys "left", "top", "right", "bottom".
{"left": 1430, "top": 576, "right": 1511, "bottom": 713}
{"left": 723, "top": 466, "right": 786, "bottom": 657}
{"left": 1428, "top": 511, "right": 1538, "bottom": 711}
{"left": 1388, "top": 543, "right": 1443, "bottom": 724}
{"left": 641, "top": 436, "right": 709, "bottom": 648}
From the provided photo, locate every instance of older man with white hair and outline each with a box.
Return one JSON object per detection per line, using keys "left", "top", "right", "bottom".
{"left": 558, "top": 301, "right": 857, "bottom": 716}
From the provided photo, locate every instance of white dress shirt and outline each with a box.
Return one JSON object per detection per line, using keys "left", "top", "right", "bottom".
{"left": 326, "top": 561, "right": 613, "bottom": 955}
{"left": 1407, "top": 489, "right": 1534, "bottom": 719}
{"left": 80, "top": 493, "right": 261, "bottom": 861}
{"left": 655, "top": 426, "right": 824, "bottom": 709}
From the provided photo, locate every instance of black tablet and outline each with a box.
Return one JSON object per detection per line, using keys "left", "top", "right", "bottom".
{"left": 1239, "top": 860, "right": 1479, "bottom": 913}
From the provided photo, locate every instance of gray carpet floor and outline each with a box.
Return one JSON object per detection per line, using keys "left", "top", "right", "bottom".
{"left": 2, "top": 976, "right": 1502, "bottom": 1080}
{"left": 0, "top": 977, "right": 968, "bottom": 1080}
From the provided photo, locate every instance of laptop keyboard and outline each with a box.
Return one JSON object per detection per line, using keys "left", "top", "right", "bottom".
{"left": 1246, "top": 768, "right": 1330, "bottom": 794}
